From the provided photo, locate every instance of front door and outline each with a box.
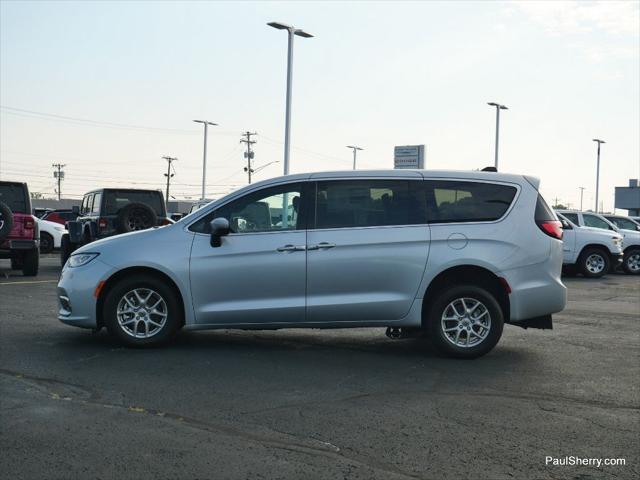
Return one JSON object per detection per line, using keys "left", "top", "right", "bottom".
{"left": 306, "top": 178, "right": 430, "bottom": 324}
{"left": 189, "top": 182, "right": 308, "bottom": 326}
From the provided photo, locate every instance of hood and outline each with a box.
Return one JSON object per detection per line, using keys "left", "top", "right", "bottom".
{"left": 578, "top": 225, "right": 623, "bottom": 239}
{"left": 73, "top": 224, "right": 170, "bottom": 255}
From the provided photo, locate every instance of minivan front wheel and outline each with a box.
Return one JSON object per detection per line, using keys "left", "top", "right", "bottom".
{"left": 103, "top": 274, "right": 181, "bottom": 347}
{"left": 427, "top": 285, "right": 504, "bottom": 359}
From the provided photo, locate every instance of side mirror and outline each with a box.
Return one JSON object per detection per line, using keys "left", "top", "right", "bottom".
{"left": 72, "top": 205, "right": 80, "bottom": 214}
{"left": 210, "top": 217, "right": 230, "bottom": 247}
{"left": 560, "top": 219, "right": 572, "bottom": 230}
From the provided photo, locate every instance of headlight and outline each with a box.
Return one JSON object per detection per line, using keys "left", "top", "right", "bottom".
{"left": 67, "top": 253, "right": 100, "bottom": 268}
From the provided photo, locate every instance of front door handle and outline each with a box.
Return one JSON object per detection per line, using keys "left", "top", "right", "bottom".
{"left": 277, "top": 244, "right": 306, "bottom": 252}
{"left": 315, "top": 242, "right": 336, "bottom": 250}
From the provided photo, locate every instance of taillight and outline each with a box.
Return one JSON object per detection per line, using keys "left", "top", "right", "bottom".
{"left": 537, "top": 220, "right": 563, "bottom": 240}
{"left": 161, "top": 218, "right": 172, "bottom": 226}
{"left": 98, "top": 218, "right": 107, "bottom": 229}
{"left": 24, "top": 216, "right": 35, "bottom": 229}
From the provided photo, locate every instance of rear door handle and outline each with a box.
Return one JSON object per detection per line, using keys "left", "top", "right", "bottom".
{"left": 315, "top": 242, "right": 336, "bottom": 250}
{"left": 277, "top": 244, "right": 306, "bottom": 252}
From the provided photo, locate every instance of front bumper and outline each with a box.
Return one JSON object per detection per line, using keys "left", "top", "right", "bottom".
{"left": 57, "top": 258, "right": 114, "bottom": 329}
{"left": 610, "top": 252, "right": 624, "bottom": 268}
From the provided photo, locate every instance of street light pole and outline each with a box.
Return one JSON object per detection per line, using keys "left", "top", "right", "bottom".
{"left": 268, "top": 21, "right": 313, "bottom": 175}
{"left": 346, "top": 145, "right": 363, "bottom": 170}
{"left": 579, "top": 187, "right": 586, "bottom": 211}
{"left": 193, "top": 120, "right": 218, "bottom": 200}
{"left": 487, "top": 102, "right": 508, "bottom": 170}
{"left": 592, "top": 139, "right": 605, "bottom": 213}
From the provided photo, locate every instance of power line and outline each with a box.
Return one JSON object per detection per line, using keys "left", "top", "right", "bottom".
{"left": 240, "top": 131, "right": 257, "bottom": 184}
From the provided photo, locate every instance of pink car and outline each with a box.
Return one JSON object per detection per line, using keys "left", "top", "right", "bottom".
{"left": 0, "top": 181, "right": 40, "bottom": 276}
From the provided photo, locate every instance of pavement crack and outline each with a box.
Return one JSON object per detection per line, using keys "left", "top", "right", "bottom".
{"left": 1, "top": 369, "right": 421, "bottom": 480}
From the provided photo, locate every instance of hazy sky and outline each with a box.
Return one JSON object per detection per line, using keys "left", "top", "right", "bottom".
{"left": 1, "top": 0, "right": 638, "bottom": 212}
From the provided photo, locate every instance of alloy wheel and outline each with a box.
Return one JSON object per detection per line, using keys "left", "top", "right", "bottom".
{"left": 585, "top": 253, "right": 606, "bottom": 274}
{"left": 441, "top": 297, "right": 491, "bottom": 348}
{"left": 116, "top": 288, "right": 168, "bottom": 338}
{"left": 627, "top": 253, "right": 640, "bottom": 273}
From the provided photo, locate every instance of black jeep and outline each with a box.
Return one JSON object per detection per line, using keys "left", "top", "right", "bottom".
{"left": 61, "top": 188, "right": 170, "bottom": 265}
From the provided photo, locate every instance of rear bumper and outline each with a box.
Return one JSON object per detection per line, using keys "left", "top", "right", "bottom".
{"left": 0, "top": 239, "right": 39, "bottom": 258}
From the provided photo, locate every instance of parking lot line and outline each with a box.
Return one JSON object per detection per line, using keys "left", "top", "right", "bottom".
{"left": 0, "top": 280, "right": 58, "bottom": 286}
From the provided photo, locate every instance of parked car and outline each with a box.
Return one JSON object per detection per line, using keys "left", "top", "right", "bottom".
{"left": 33, "top": 207, "right": 53, "bottom": 218}
{"left": 61, "top": 188, "right": 171, "bottom": 266}
{"left": 555, "top": 212, "right": 623, "bottom": 278}
{"left": 557, "top": 210, "right": 640, "bottom": 275}
{"left": 188, "top": 199, "right": 213, "bottom": 215}
{"left": 0, "top": 181, "right": 39, "bottom": 275}
{"left": 42, "top": 208, "right": 79, "bottom": 226}
{"left": 57, "top": 170, "right": 567, "bottom": 358}
{"left": 37, "top": 218, "right": 67, "bottom": 253}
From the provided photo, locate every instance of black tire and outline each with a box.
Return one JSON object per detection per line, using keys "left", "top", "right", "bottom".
{"left": 40, "top": 232, "right": 54, "bottom": 254}
{"left": 578, "top": 248, "right": 610, "bottom": 278}
{"left": 60, "top": 235, "right": 74, "bottom": 267}
{"left": 426, "top": 285, "right": 504, "bottom": 359}
{"left": 115, "top": 203, "right": 157, "bottom": 234}
{"left": 10, "top": 256, "right": 23, "bottom": 270}
{"left": 622, "top": 248, "right": 640, "bottom": 275}
{"left": 22, "top": 248, "right": 39, "bottom": 276}
{"left": 103, "top": 274, "right": 181, "bottom": 347}
{"left": 0, "top": 202, "right": 13, "bottom": 241}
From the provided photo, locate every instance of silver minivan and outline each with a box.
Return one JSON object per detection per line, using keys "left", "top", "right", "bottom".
{"left": 57, "top": 170, "right": 566, "bottom": 358}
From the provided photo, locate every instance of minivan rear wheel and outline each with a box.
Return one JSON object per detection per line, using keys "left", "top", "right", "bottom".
{"left": 427, "top": 285, "right": 504, "bottom": 359}
{"left": 578, "top": 248, "right": 609, "bottom": 278}
{"left": 103, "top": 274, "right": 181, "bottom": 347}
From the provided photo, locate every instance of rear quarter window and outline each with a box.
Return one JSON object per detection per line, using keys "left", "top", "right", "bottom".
{"left": 425, "top": 180, "right": 517, "bottom": 223}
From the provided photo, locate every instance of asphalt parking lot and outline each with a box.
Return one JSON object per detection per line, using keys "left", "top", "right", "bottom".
{"left": 1, "top": 255, "right": 638, "bottom": 480}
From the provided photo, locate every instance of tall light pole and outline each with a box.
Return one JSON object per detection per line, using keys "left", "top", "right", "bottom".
{"left": 579, "top": 187, "right": 586, "bottom": 211}
{"left": 193, "top": 120, "right": 218, "bottom": 200}
{"left": 593, "top": 139, "right": 605, "bottom": 213}
{"left": 268, "top": 21, "right": 313, "bottom": 175}
{"left": 487, "top": 102, "right": 508, "bottom": 170}
{"left": 346, "top": 146, "right": 363, "bottom": 170}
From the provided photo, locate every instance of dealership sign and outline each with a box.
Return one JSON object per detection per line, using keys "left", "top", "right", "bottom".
{"left": 394, "top": 145, "right": 425, "bottom": 169}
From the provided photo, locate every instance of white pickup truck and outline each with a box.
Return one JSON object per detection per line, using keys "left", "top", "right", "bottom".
{"left": 555, "top": 212, "right": 624, "bottom": 278}
{"left": 557, "top": 210, "right": 640, "bottom": 275}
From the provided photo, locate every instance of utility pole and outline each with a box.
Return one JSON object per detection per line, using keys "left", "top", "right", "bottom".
{"left": 346, "top": 145, "right": 363, "bottom": 170}
{"left": 592, "top": 139, "right": 605, "bottom": 213}
{"left": 162, "top": 156, "right": 177, "bottom": 205}
{"left": 52, "top": 163, "right": 66, "bottom": 201}
{"left": 240, "top": 132, "right": 257, "bottom": 184}
{"left": 579, "top": 187, "right": 586, "bottom": 211}
{"left": 553, "top": 197, "right": 560, "bottom": 208}
{"left": 193, "top": 120, "right": 218, "bottom": 199}
{"left": 487, "top": 102, "right": 508, "bottom": 170}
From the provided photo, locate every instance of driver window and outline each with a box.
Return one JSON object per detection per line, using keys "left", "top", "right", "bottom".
{"left": 190, "top": 184, "right": 303, "bottom": 234}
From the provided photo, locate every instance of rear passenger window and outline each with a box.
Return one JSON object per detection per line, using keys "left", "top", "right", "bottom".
{"left": 315, "top": 180, "right": 417, "bottom": 229}
{"left": 425, "top": 181, "right": 517, "bottom": 223}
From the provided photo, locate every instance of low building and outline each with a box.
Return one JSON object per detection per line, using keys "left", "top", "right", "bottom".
{"left": 615, "top": 179, "right": 640, "bottom": 216}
